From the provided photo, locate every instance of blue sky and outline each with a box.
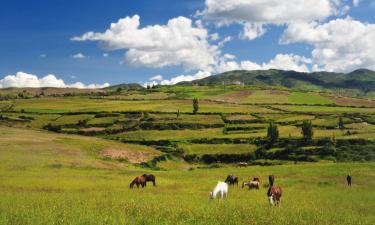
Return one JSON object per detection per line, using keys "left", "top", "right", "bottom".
{"left": 1, "top": 0, "right": 375, "bottom": 88}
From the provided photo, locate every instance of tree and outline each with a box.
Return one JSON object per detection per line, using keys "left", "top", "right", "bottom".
{"left": 338, "top": 116, "right": 345, "bottom": 130}
{"left": 301, "top": 120, "right": 314, "bottom": 143}
{"left": 267, "top": 122, "right": 279, "bottom": 145}
{"left": 176, "top": 109, "right": 180, "bottom": 118}
{"left": 193, "top": 98, "right": 199, "bottom": 114}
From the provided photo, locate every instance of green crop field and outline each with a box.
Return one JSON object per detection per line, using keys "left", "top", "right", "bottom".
{"left": 1, "top": 85, "right": 375, "bottom": 224}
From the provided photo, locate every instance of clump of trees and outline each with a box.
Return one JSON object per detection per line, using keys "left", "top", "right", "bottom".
{"left": 301, "top": 120, "right": 314, "bottom": 143}
{"left": 193, "top": 98, "right": 199, "bottom": 114}
{"left": 267, "top": 122, "right": 279, "bottom": 145}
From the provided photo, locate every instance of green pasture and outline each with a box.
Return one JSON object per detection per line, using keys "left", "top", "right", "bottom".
{"left": 179, "top": 143, "right": 257, "bottom": 155}
{"left": 288, "top": 92, "right": 333, "bottom": 105}
{"left": 0, "top": 126, "right": 374, "bottom": 225}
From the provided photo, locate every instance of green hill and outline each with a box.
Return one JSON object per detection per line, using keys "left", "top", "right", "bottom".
{"left": 180, "top": 69, "right": 375, "bottom": 96}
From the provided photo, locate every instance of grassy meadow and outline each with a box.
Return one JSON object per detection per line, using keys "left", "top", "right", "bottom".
{"left": 1, "top": 85, "right": 375, "bottom": 224}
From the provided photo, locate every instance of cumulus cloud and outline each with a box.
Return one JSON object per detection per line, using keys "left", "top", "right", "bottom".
{"left": 216, "top": 54, "right": 312, "bottom": 73}
{"left": 72, "top": 15, "right": 219, "bottom": 71}
{"left": 0, "top": 72, "right": 109, "bottom": 89}
{"left": 144, "top": 71, "right": 211, "bottom": 86}
{"left": 149, "top": 75, "right": 163, "bottom": 81}
{"left": 199, "top": 0, "right": 347, "bottom": 39}
{"left": 72, "top": 53, "right": 86, "bottom": 59}
{"left": 200, "top": 0, "right": 345, "bottom": 24}
{"left": 281, "top": 17, "right": 375, "bottom": 72}
{"left": 240, "top": 23, "right": 266, "bottom": 40}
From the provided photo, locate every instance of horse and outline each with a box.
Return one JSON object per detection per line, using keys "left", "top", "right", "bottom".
{"left": 252, "top": 177, "right": 260, "bottom": 183}
{"left": 142, "top": 174, "right": 156, "bottom": 186}
{"left": 225, "top": 175, "right": 239, "bottom": 186}
{"left": 129, "top": 176, "right": 146, "bottom": 188}
{"left": 346, "top": 175, "right": 352, "bottom": 186}
{"left": 267, "top": 186, "right": 282, "bottom": 206}
{"left": 237, "top": 162, "right": 248, "bottom": 168}
{"left": 268, "top": 175, "right": 275, "bottom": 187}
{"left": 210, "top": 181, "right": 228, "bottom": 200}
{"left": 242, "top": 181, "right": 259, "bottom": 190}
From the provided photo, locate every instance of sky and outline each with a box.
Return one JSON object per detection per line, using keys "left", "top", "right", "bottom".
{"left": 1, "top": 0, "right": 375, "bottom": 88}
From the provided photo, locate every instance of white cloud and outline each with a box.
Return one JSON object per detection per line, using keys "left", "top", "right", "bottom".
{"left": 72, "top": 15, "right": 219, "bottom": 71}
{"left": 200, "top": 0, "right": 345, "bottom": 24}
{"left": 103, "top": 53, "right": 109, "bottom": 57}
{"left": 281, "top": 17, "right": 375, "bottom": 72}
{"left": 40, "top": 54, "right": 47, "bottom": 58}
{"left": 240, "top": 23, "right": 266, "bottom": 40}
{"left": 199, "top": 0, "right": 347, "bottom": 39}
{"left": 149, "top": 71, "right": 211, "bottom": 86}
{"left": 216, "top": 54, "right": 311, "bottom": 73}
{"left": 353, "top": 0, "right": 361, "bottom": 6}
{"left": 149, "top": 75, "right": 163, "bottom": 81}
{"left": 72, "top": 53, "right": 86, "bottom": 59}
{"left": 0, "top": 72, "right": 109, "bottom": 89}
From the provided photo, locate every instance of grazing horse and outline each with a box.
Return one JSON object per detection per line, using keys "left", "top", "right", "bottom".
{"left": 252, "top": 177, "right": 260, "bottom": 183}
{"left": 242, "top": 181, "right": 259, "bottom": 190}
{"left": 129, "top": 176, "right": 146, "bottom": 188}
{"left": 142, "top": 174, "right": 156, "bottom": 186}
{"left": 225, "top": 175, "right": 239, "bottom": 186}
{"left": 346, "top": 175, "right": 352, "bottom": 187}
{"left": 237, "top": 162, "right": 248, "bottom": 168}
{"left": 268, "top": 175, "right": 275, "bottom": 187}
{"left": 210, "top": 181, "right": 228, "bottom": 200}
{"left": 267, "top": 186, "right": 282, "bottom": 206}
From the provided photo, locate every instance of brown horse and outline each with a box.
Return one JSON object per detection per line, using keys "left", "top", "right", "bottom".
{"left": 142, "top": 174, "right": 156, "bottom": 186}
{"left": 267, "top": 186, "right": 282, "bottom": 206}
{"left": 129, "top": 176, "right": 146, "bottom": 188}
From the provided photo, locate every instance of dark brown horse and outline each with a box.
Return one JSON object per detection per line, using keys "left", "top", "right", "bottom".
{"left": 142, "top": 174, "right": 156, "bottom": 186}
{"left": 225, "top": 175, "right": 239, "bottom": 186}
{"left": 129, "top": 176, "right": 146, "bottom": 188}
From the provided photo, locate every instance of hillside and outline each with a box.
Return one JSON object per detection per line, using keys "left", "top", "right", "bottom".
{"left": 180, "top": 69, "right": 375, "bottom": 96}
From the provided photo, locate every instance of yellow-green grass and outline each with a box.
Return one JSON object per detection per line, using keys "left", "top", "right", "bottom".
{"left": 111, "top": 128, "right": 265, "bottom": 141}
{"left": 52, "top": 114, "right": 95, "bottom": 125}
{"left": 179, "top": 143, "right": 257, "bottom": 155}
{"left": 2, "top": 113, "right": 61, "bottom": 129}
{"left": 104, "top": 92, "right": 174, "bottom": 100}
{"left": 0, "top": 126, "right": 159, "bottom": 169}
{"left": 274, "top": 105, "right": 375, "bottom": 113}
{"left": 288, "top": 92, "right": 333, "bottom": 105}
{"left": 12, "top": 97, "right": 275, "bottom": 114}
{"left": 0, "top": 141, "right": 374, "bottom": 225}
{"left": 225, "top": 114, "right": 257, "bottom": 121}
{"left": 150, "top": 113, "right": 224, "bottom": 124}
{"left": 210, "top": 90, "right": 290, "bottom": 104}
{"left": 257, "top": 113, "right": 315, "bottom": 122}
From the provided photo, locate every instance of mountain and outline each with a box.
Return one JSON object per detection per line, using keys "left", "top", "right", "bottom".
{"left": 179, "top": 69, "right": 375, "bottom": 95}
{"left": 104, "top": 83, "right": 144, "bottom": 91}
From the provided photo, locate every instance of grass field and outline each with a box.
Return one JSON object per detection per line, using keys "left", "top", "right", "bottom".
{"left": 1, "top": 85, "right": 375, "bottom": 224}
{"left": 0, "top": 126, "right": 374, "bottom": 224}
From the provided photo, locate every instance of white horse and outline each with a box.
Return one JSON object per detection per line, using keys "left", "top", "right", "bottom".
{"left": 210, "top": 181, "right": 228, "bottom": 200}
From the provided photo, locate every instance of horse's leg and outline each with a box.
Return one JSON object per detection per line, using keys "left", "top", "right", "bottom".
{"left": 153, "top": 180, "right": 156, "bottom": 186}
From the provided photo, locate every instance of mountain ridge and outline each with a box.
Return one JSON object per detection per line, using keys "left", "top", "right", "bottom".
{"left": 177, "top": 69, "right": 375, "bottom": 95}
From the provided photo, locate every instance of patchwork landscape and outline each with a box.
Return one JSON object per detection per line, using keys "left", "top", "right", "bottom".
{"left": 1, "top": 70, "right": 375, "bottom": 224}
